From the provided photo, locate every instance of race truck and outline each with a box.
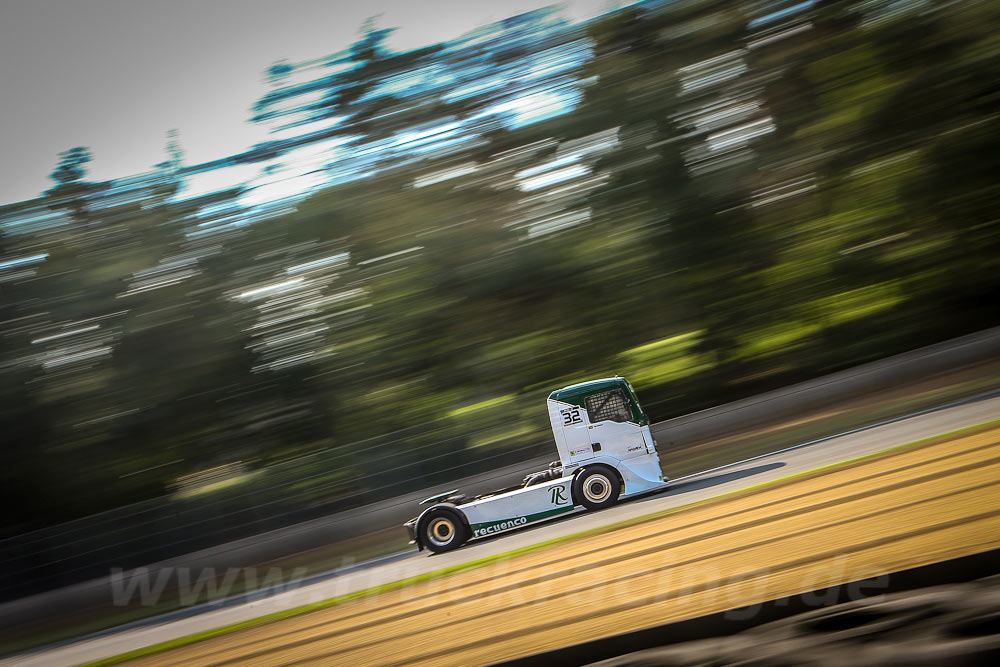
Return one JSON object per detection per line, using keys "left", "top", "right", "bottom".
{"left": 405, "top": 377, "right": 668, "bottom": 553}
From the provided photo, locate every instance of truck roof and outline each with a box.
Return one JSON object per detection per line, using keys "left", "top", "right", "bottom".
{"left": 548, "top": 377, "right": 629, "bottom": 402}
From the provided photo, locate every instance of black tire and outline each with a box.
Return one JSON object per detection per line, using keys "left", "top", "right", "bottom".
{"left": 573, "top": 466, "right": 621, "bottom": 510}
{"left": 417, "top": 507, "right": 468, "bottom": 554}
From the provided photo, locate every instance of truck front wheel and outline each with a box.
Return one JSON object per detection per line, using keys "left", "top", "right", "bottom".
{"left": 418, "top": 507, "right": 468, "bottom": 554}
{"left": 573, "top": 467, "right": 621, "bottom": 510}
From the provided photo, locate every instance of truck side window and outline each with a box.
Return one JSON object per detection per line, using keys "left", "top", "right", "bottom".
{"left": 585, "top": 389, "right": 632, "bottom": 423}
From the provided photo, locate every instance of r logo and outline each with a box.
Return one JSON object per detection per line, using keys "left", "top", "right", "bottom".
{"left": 550, "top": 485, "right": 569, "bottom": 506}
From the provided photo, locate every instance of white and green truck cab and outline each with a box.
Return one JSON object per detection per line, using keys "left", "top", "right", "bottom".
{"left": 405, "top": 377, "right": 668, "bottom": 553}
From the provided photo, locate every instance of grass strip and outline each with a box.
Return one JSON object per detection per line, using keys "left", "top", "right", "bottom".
{"left": 81, "top": 417, "right": 1000, "bottom": 666}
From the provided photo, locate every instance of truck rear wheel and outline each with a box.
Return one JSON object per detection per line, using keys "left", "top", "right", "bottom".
{"left": 573, "top": 467, "right": 621, "bottom": 510}
{"left": 418, "top": 507, "right": 468, "bottom": 554}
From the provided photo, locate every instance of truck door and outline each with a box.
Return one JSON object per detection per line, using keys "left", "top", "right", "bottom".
{"left": 549, "top": 401, "right": 595, "bottom": 464}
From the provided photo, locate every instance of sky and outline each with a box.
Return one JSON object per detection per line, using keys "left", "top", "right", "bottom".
{"left": 0, "top": 0, "right": 622, "bottom": 205}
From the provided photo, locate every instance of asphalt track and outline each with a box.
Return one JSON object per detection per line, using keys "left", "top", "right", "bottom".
{"left": 9, "top": 394, "right": 1000, "bottom": 666}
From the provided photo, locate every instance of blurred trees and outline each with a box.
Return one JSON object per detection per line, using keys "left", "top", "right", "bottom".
{"left": 1, "top": 0, "right": 999, "bottom": 541}
{"left": 48, "top": 147, "right": 92, "bottom": 188}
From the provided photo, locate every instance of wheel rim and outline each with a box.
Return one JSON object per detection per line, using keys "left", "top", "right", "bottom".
{"left": 584, "top": 474, "right": 613, "bottom": 504}
{"left": 428, "top": 517, "right": 456, "bottom": 546}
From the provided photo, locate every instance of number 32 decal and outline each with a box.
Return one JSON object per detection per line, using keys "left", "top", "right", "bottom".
{"left": 561, "top": 407, "right": 582, "bottom": 425}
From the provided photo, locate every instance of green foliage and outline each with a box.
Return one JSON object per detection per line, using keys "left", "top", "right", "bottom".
{"left": 48, "top": 147, "right": 92, "bottom": 187}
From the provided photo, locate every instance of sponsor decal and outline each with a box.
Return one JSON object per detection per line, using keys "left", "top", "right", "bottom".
{"left": 473, "top": 516, "right": 527, "bottom": 537}
{"left": 550, "top": 485, "right": 569, "bottom": 506}
{"left": 470, "top": 507, "right": 575, "bottom": 538}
